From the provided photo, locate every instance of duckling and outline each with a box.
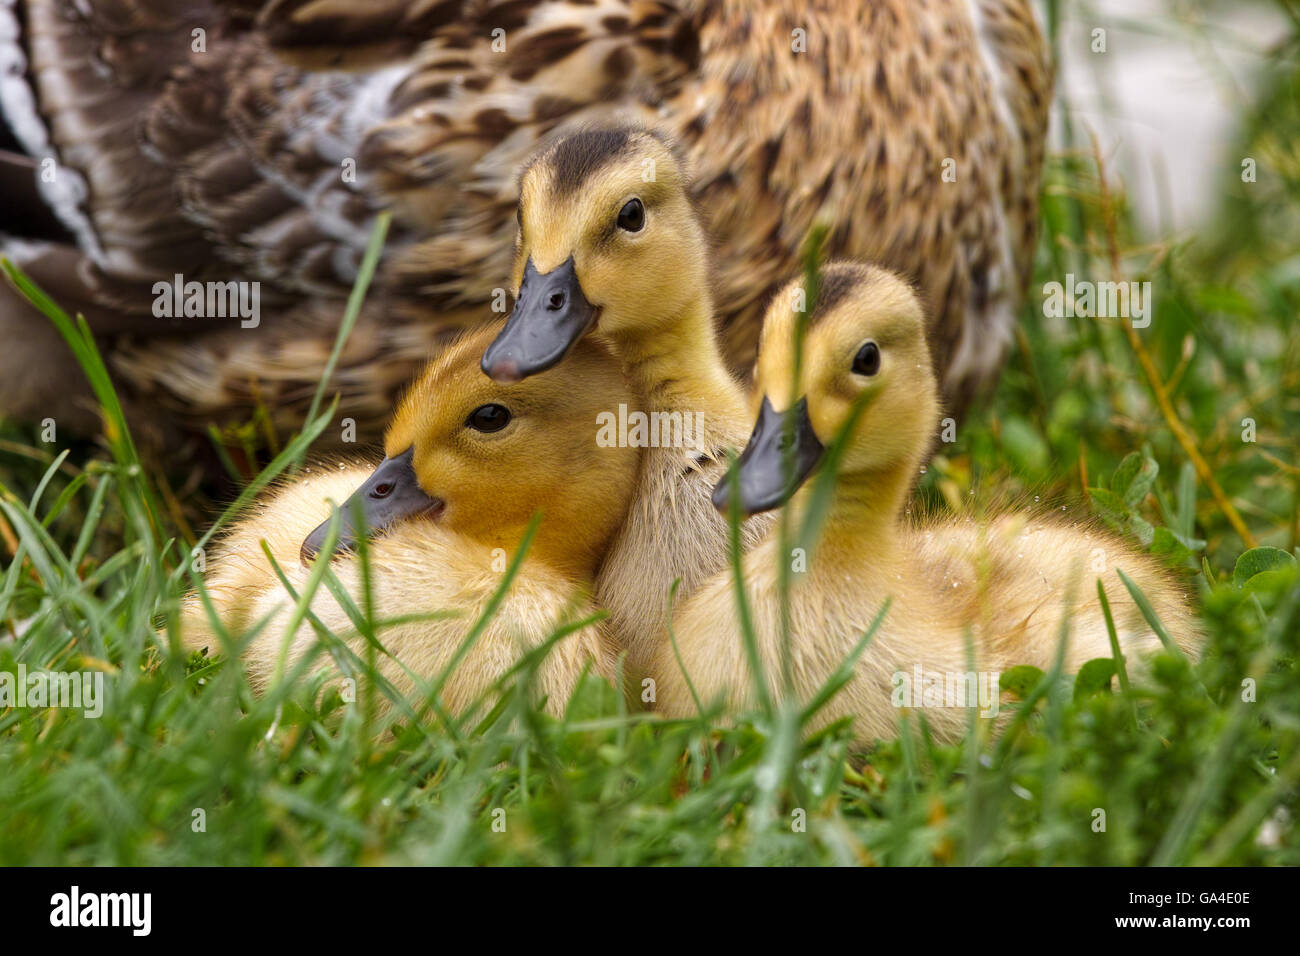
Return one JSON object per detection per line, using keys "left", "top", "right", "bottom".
{"left": 654, "top": 262, "right": 1200, "bottom": 742}
{"left": 1, "top": 0, "right": 1051, "bottom": 447}
{"left": 178, "top": 325, "right": 642, "bottom": 720}
{"left": 481, "top": 124, "right": 772, "bottom": 682}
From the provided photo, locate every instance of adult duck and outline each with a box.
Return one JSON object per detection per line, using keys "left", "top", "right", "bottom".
{"left": 0, "top": 0, "right": 1051, "bottom": 446}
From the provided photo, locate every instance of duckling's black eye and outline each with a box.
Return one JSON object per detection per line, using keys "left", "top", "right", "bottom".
{"left": 466, "top": 403, "right": 512, "bottom": 433}
{"left": 616, "top": 198, "right": 645, "bottom": 232}
{"left": 852, "top": 342, "right": 881, "bottom": 376}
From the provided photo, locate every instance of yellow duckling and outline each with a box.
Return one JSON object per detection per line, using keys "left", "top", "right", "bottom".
{"left": 655, "top": 262, "right": 1201, "bottom": 742}
{"left": 480, "top": 124, "right": 771, "bottom": 682}
{"left": 179, "top": 325, "right": 641, "bottom": 721}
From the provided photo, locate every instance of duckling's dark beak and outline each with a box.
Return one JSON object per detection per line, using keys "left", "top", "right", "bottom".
{"left": 300, "top": 448, "right": 444, "bottom": 563}
{"left": 481, "top": 256, "right": 598, "bottom": 382}
{"left": 712, "top": 396, "right": 825, "bottom": 516}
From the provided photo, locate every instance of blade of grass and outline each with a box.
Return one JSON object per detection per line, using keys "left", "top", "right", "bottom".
{"left": 298, "top": 212, "right": 391, "bottom": 467}
{"left": 1096, "top": 578, "right": 1139, "bottom": 729}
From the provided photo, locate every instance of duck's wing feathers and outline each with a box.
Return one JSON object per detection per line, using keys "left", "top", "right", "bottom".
{"left": 927, "top": 0, "right": 1053, "bottom": 409}
{"left": 1, "top": 0, "right": 222, "bottom": 278}
{"left": 209, "top": 0, "right": 480, "bottom": 70}
{"left": 138, "top": 0, "right": 698, "bottom": 306}
{"left": 5, "top": 0, "right": 696, "bottom": 301}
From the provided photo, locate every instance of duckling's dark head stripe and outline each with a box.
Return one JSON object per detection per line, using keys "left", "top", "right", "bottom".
{"left": 807, "top": 262, "right": 880, "bottom": 326}
{"left": 543, "top": 126, "right": 634, "bottom": 197}
{"left": 530, "top": 125, "right": 680, "bottom": 198}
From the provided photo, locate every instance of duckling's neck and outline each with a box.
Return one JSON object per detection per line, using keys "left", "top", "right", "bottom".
{"left": 797, "top": 460, "right": 917, "bottom": 569}
{"left": 470, "top": 509, "right": 611, "bottom": 582}
{"left": 606, "top": 299, "right": 748, "bottom": 422}
{"left": 479, "top": 521, "right": 602, "bottom": 585}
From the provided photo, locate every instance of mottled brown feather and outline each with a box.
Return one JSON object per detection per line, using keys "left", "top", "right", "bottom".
{"left": 2, "top": 0, "right": 1051, "bottom": 448}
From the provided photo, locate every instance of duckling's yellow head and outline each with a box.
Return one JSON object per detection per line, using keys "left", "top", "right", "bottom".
{"left": 482, "top": 124, "right": 708, "bottom": 382}
{"left": 714, "top": 262, "right": 938, "bottom": 515}
{"left": 302, "top": 325, "right": 640, "bottom": 577}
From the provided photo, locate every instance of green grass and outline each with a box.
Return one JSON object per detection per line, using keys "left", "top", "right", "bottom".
{"left": 0, "top": 3, "right": 1298, "bottom": 866}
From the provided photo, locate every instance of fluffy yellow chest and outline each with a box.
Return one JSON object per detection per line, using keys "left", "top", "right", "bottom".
{"left": 595, "top": 440, "right": 771, "bottom": 680}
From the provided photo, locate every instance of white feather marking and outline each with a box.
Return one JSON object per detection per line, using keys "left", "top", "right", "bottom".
{"left": 236, "top": 63, "right": 412, "bottom": 257}
{"left": 0, "top": 0, "right": 106, "bottom": 264}
{"left": 342, "top": 63, "right": 413, "bottom": 145}
{"left": 0, "top": 235, "right": 48, "bottom": 262}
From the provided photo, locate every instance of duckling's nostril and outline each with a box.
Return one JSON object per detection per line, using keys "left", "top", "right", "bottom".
{"left": 371, "top": 481, "right": 394, "bottom": 498}
{"left": 546, "top": 290, "right": 566, "bottom": 311}
{"left": 486, "top": 359, "right": 522, "bottom": 383}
